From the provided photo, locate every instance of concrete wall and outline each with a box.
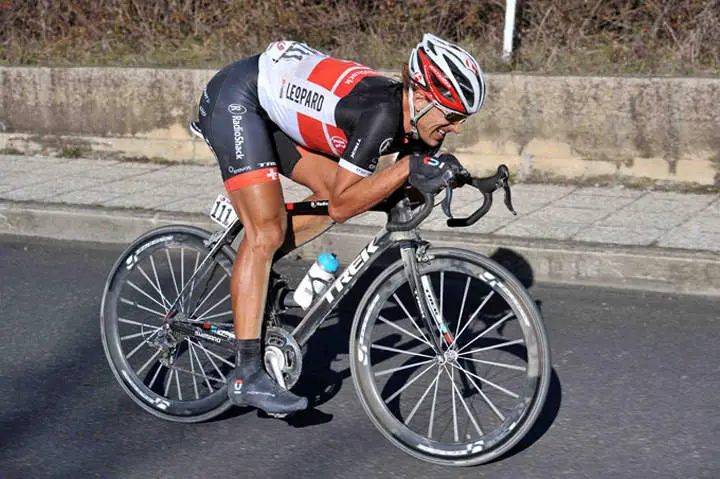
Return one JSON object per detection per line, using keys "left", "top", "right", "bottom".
{"left": 1, "top": 67, "right": 718, "bottom": 188}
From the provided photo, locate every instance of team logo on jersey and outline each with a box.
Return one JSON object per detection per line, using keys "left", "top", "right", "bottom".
{"left": 282, "top": 81, "right": 325, "bottom": 111}
{"left": 350, "top": 138, "right": 362, "bottom": 159}
{"left": 331, "top": 136, "right": 347, "bottom": 152}
{"left": 231, "top": 116, "right": 245, "bottom": 160}
{"left": 378, "top": 137, "right": 393, "bottom": 155}
{"left": 228, "top": 104, "right": 247, "bottom": 115}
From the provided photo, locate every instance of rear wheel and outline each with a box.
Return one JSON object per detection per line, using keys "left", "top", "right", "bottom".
{"left": 100, "top": 225, "right": 237, "bottom": 423}
{"left": 350, "top": 248, "right": 551, "bottom": 466}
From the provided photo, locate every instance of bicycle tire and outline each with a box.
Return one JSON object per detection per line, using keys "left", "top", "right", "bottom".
{"left": 100, "top": 225, "right": 238, "bottom": 423}
{"left": 349, "top": 247, "right": 551, "bottom": 466}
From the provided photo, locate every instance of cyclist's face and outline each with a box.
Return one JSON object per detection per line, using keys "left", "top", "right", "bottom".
{"left": 415, "top": 97, "right": 463, "bottom": 147}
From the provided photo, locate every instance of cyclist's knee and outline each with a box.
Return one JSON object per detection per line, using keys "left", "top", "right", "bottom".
{"left": 243, "top": 216, "right": 287, "bottom": 258}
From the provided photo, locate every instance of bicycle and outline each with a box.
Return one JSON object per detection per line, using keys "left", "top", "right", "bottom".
{"left": 100, "top": 156, "right": 551, "bottom": 466}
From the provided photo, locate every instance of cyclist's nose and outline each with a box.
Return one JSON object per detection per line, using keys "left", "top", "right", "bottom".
{"left": 448, "top": 123, "right": 462, "bottom": 134}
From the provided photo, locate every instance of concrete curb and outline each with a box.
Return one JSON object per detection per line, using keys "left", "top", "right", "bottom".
{"left": 2, "top": 200, "right": 719, "bottom": 296}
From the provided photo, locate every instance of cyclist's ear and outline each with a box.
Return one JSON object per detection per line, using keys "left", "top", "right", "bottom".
{"left": 412, "top": 87, "right": 428, "bottom": 108}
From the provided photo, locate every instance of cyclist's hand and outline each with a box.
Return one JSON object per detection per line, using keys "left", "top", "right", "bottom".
{"left": 409, "top": 153, "right": 466, "bottom": 195}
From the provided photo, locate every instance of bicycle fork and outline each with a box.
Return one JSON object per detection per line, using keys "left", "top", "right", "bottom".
{"left": 399, "top": 242, "right": 454, "bottom": 353}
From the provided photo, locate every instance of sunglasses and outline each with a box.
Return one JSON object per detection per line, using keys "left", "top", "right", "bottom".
{"left": 429, "top": 99, "right": 468, "bottom": 125}
{"left": 442, "top": 110, "right": 468, "bottom": 125}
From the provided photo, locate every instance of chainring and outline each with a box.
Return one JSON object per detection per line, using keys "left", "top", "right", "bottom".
{"left": 263, "top": 326, "right": 303, "bottom": 389}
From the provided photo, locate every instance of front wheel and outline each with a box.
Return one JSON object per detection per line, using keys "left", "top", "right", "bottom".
{"left": 350, "top": 248, "right": 551, "bottom": 466}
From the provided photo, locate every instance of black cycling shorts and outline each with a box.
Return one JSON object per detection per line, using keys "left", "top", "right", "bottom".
{"left": 197, "top": 55, "right": 302, "bottom": 192}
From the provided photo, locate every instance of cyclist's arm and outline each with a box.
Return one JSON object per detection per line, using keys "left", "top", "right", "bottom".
{"left": 328, "top": 105, "right": 408, "bottom": 223}
{"left": 328, "top": 158, "right": 410, "bottom": 223}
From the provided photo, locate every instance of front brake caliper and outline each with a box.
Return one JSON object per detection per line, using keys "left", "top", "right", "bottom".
{"left": 416, "top": 241, "right": 434, "bottom": 264}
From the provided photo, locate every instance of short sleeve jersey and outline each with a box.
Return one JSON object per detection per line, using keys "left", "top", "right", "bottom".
{"left": 257, "top": 41, "right": 438, "bottom": 177}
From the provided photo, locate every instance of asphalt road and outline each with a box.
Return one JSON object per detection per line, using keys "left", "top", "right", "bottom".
{"left": 1, "top": 234, "right": 718, "bottom": 478}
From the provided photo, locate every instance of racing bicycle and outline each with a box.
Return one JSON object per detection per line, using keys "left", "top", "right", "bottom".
{"left": 100, "top": 158, "right": 551, "bottom": 466}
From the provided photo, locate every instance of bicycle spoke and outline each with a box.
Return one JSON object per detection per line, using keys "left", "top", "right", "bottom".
{"left": 148, "top": 361, "right": 164, "bottom": 390}
{"left": 149, "top": 254, "right": 168, "bottom": 306}
{"left": 125, "top": 337, "right": 151, "bottom": 360}
{"left": 180, "top": 248, "right": 185, "bottom": 310}
{"left": 457, "top": 311, "right": 515, "bottom": 354}
{"left": 461, "top": 357, "right": 526, "bottom": 372}
{"left": 120, "top": 297, "right": 165, "bottom": 318}
{"left": 189, "top": 341, "right": 215, "bottom": 392}
{"left": 455, "top": 290, "right": 494, "bottom": 344}
{"left": 187, "top": 338, "right": 232, "bottom": 379}
{"left": 136, "top": 348, "right": 162, "bottom": 376}
{"left": 455, "top": 366, "right": 506, "bottom": 421}
{"left": 138, "top": 259, "right": 171, "bottom": 309}
{"left": 118, "top": 317, "right": 161, "bottom": 329}
{"left": 384, "top": 362, "right": 438, "bottom": 404}
{"left": 192, "top": 310, "right": 233, "bottom": 321}
{"left": 391, "top": 293, "right": 431, "bottom": 345}
{"left": 445, "top": 364, "right": 484, "bottom": 438}
{"left": 371, "top": 343, "right": 435, "bottom": 359}
{"left": 165, "top": 248, "right": 180, "bottom": 297}
{"left": 428, "top": 367, "right": 441, "bottom": 439}
{"left": 454, "top": 277, "right": 472, "bottom": 337}
{"left": 189, "top": 342, "right": 200, "bottom": 399}
{"left": 405, "top": 367, "right": 442, "bottom": 426}
{"left": 194, "top": 293, "right": 232, "bottom": 322}
{"left": 175, "top": 368, "right": 182, "bottom": 401}
{"left": 127, "top": 280, "right": 168, "bottom": 313}
{"left": 449, "top": 361, "right": 519, "bottom": 398}
{"left": 120, "top": 330, "right": 151, "bottom": 341}
{"left": 164, "top": 366, "right": 174, "bottom": 397}
{"left": 450, "top": 365, "right": 458, "bottom": 441}
{"left": 166, "top": 363, "right": 224, "bottom": 386}
{"left": 378, "top": 314, "right": 433, "bottom": 348}
{"left": 459, "top": 338, "right": 525, "bottom": 356}
{"left": 189, "top": 274, "right": 227, "bottom": 318}
{"left": 374, "top": 358, "right": 435, "bottom": 377}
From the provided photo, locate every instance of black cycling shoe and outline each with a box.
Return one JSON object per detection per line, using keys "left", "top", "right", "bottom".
{"left": 227, "top": 368, "right": 308, "bottom": 416}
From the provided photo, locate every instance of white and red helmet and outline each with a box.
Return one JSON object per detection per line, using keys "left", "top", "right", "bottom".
{"left": 409, "top": 33, "right": 486, "bottom": 116}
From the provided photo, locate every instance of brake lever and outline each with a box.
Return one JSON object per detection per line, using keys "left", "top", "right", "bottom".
{"left": 503, "top": 182, "right": 517, "bottom": 215}
{"left": 441, "top": 184, "right": 453, "bottom": 218}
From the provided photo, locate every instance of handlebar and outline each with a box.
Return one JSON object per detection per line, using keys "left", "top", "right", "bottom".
{"left": 386, "top": 164, "right": 517, "bottom": 232}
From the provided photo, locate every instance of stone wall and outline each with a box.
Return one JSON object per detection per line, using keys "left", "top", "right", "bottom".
{"left": 1, "top": 67, "right": 718, "bottom": 188}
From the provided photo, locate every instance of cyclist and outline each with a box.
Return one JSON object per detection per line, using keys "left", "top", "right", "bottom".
{"left": 196, "top": 33, "right": 486, "bottom": 416}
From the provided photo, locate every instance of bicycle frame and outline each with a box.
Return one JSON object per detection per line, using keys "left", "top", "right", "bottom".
{"left": 195, "top": 197, "right": 449, "bottom": 353}
{"left": 291, "top": 226, "right": 416, "bottom": 347}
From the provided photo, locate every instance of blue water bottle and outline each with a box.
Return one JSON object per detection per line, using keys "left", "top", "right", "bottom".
{"left": 293, "top": 253, "right": 340, "bottom": 309}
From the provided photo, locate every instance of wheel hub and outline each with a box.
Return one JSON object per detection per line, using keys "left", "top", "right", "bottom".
{"left": 444, "top": 349, "right": 459, "bottom": 362}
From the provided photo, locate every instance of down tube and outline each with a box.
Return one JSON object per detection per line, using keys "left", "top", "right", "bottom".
{"left": 291, "top": 230, "right": 400, "bottom": 348}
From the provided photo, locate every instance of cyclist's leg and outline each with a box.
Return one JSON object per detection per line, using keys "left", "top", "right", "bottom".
{"left": 272, "top": 131, "right": 336, "bottom": 249}
{"left": 228, "top": 182, "right": 286, "bottom": 339}
{"left": 201, "top": 55, "right": 306, "bottom": 414}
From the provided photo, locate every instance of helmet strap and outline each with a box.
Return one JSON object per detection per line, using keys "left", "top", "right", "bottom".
{"left": 408, "top": 84, "right": 434, "bottom": 140}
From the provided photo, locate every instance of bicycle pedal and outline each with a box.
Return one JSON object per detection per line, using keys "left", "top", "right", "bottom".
{"left": 267, "top": 412, "right": 288, "bottom": 419}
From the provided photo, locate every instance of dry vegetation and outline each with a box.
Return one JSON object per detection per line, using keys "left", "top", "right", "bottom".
{"left": 1, "top": 0, "right": 718, "bottom": 74}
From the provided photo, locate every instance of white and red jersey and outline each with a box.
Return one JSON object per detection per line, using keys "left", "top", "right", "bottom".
{"left": 258, "top": 41, "right": 437, "bottom": 177}
{"left": 258, "top": 41, "right": 381, "bottom": 159}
